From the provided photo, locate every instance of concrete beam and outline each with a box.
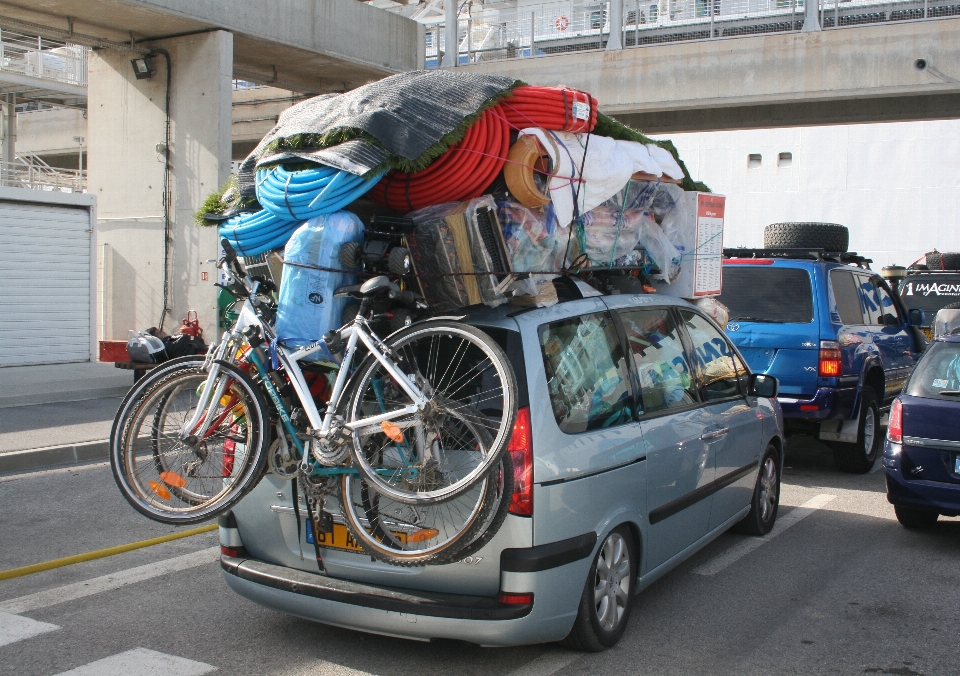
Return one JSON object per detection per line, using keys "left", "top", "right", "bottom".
{"left": 618, "top": 93, "right": 960, "bottom": 133}
{"left": 0, "top": 0, "right": 424, "bottom": 92}
{"left": 456, "top": 19, "right": 960, "bottom": 131}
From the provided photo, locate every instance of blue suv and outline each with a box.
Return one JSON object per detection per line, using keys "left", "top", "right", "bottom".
{"left": 717, "top": 248, "right": 926, "bottom": 473}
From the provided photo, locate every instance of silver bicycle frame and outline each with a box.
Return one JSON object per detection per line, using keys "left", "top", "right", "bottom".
{"left": 182, "top": 260, "right": 430, "bottom": 453}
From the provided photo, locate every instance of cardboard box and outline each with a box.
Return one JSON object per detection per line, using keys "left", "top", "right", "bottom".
{"left": 653, "top": 192, "right": 725, "bottom": 299}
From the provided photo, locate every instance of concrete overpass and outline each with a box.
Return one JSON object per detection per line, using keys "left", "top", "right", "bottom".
{"left": 0, "top": 0, "right": 423, "bottom": 341}
{"left": 0, "top": 0, "right": 422, "bottom": 93}
{"left": 456, "top": 18, "right": 960, "bottom": 133}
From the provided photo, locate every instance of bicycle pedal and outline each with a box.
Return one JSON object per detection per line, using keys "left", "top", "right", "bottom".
{"left": 312, "top": 510, "right": 334, "bottom": 534}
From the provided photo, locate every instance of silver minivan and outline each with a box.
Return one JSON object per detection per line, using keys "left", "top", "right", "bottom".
{"left": 219, "top": 283, "right": 785, "bottom": 650}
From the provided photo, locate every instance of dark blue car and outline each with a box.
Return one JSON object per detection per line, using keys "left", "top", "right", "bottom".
{"left": 718, "top": 250, "right": 926, "bottom": 473}
{"left": 883, "top": 333, "right": 960, "bottom": 529}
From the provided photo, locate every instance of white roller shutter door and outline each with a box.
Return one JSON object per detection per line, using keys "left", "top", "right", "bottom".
{"left": 0, "top": 202, "right": 91, "bottom": 366}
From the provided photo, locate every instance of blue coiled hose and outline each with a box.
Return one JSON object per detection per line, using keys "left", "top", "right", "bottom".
{"left": 218, "top": 164, "right": 385, "bottom": 256}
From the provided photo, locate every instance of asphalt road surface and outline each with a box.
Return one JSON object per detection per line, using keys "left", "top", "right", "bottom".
{"left": 1, "top": 436, "right": 957, "bottom": 676}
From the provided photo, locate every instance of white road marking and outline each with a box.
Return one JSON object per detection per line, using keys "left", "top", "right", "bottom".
{"left": 506, "top": 650, "right": 583, "bottom": 676}
{"left": 279, "top": 662, "right": 378, "bottom": 676}
{"left": 0, "top": 546, "right": 219, "bottom": 615}
{"left": 693, "top": 494, "right": 837, "bottom": 576}
{"left": 0, "top": 611, "right": 58, "bottom": 647}
{"left": 53, "top": 647, "right": 215, "bottom": 675}
{"left": 0, "top": 461, "right": 110, "bottom": 483}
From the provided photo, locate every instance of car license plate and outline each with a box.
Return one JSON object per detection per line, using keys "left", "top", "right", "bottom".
{"left": 305, "top": 520, "right": 406, "bottom": 553}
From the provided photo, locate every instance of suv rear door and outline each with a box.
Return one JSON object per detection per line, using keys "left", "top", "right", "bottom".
{"left": 717, "top": 263, "right": 820, "bottom": 397}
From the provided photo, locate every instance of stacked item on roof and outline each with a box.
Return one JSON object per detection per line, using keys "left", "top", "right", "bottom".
{"left": 196, "top": 70, "right": 721, "bottom": 344}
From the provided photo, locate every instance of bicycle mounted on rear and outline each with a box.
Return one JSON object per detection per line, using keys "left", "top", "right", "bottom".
{"left": 110, "top": 240, "right": 518, "bottom": 566}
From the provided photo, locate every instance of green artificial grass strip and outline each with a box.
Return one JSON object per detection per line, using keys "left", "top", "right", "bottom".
{"left": 593, "top": 112, "right": 710, "bottom": 193}
{"left": 261, "top": 81, "right": 524, "bottom": 176}
{"left": 194, "top": 175, "right": 258, "bottom": 227}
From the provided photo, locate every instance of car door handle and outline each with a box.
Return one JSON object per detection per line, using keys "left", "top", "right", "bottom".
{"left": 700, "top": 427, "right": 730, "bottom": 442}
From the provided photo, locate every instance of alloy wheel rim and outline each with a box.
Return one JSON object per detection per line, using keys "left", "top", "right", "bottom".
{"left": 594, "top": 532, "right": 631, "bottom": 632}
{"left": 758, "top": 456, "right": 778, "bottom": 522}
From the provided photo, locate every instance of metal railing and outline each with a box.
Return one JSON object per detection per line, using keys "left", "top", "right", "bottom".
{"left": 424, "top": 0, "right": 960, "bottom": 65}
{"left": 0, "top": 29, "right": 88, "bottom": 87}
{"left": 0, "top": 157, "right": 86, "bottom": 193}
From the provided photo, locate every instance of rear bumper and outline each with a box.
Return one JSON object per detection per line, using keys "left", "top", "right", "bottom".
{"left": 883, "top": 441, "right": 960, "bottom": 516}
{"left": 778, "top": 386, "right": 856, "bottom": 421}
{"left": 220, "top": 554, "right": 585, "bottom": 646}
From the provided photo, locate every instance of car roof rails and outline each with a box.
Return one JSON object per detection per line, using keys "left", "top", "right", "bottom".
{"left": 723, "top": 247, "right": 873, "bottom": 269}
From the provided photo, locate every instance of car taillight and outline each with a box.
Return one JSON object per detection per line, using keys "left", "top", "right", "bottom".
{"left": 499, "top": 592, "right": 533, "bottom": 606}
{"left": 887, "top": 398, "right": 903, "bottom": 443}
{"left": 508, "top": 407, "right": 533, "bottom": 517}
{"left": 818, "top": 340, "right": 842, "bottom": 377}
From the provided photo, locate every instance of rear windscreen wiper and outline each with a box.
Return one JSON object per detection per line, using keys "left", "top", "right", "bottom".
{"left": 728, "top": 316, "right": 778, "bottom": 323}
{"left": 936, "top": 390, "right": 960, "bottom": 396}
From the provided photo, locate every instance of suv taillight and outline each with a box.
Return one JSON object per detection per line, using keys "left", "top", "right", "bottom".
{"left": 818, "top": 340, "right": 842, "bottom": 377}
{"left": 508, "top": 407, "right": 533, "bottom": 516}
{"left": 887, "top": 398, "right": 903, "bottom": 443}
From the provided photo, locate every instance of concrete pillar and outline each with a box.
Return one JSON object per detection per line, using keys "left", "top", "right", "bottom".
{"left": 441, "top": 0, "right": 457, "bottom": 68}
{"left": 607, "top": 0, "right": 624, "bottom": 50}
{"left": 2, "top": 94, "right": 16, "bottom": 172}
{"left": 802, "top": 0, "right": 821, "bottom": 32}
{"left": 88, "top": 30, "right": 232, "bottom": 341}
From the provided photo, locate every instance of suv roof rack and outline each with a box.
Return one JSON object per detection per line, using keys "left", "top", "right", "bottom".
{"left": 723, "top": 247, "right": 873, "bottom": 269}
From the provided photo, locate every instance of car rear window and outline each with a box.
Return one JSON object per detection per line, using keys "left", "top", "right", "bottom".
{"left": 717, "top": 267, "right": 814, "bottom": 324}
{"left": 900, "top": 275, "right": 960, "bottom": 319}
{"left": 905, "top": 342, "right": 960, "bottom": 400}
{"left": 470, "top": 324, "right": 528, "bottom": 409}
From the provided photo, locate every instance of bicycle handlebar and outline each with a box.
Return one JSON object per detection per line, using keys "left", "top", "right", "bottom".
{"left": 220, "top": 239, "right": 246, "bottom": 278}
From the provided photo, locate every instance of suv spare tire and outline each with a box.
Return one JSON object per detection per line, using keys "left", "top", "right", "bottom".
{"left": 764, "top": 223, "right": 849, "bottom": 252}
{"left": 924, "top": 251, "right": 960, "bottom": 270}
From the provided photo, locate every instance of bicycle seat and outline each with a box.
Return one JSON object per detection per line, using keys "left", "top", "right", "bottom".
{"left": 359, "top": 276, "right": 400, "bottom": 297}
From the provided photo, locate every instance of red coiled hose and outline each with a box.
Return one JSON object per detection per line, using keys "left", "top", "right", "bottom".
{"left": 369, "top": 105, "right": 510, "bottom": 213}
{"left": 498, "top": 85, "right": 597, "bottom": 133}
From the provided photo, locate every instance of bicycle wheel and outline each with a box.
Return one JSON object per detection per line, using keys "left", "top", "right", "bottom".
{"left": 339, "top": 412, "right": 512, "bottom": 566}
{"left": 111, "top": 361, "right": 270, "bottom": 524}
{"left": 339, "top": 457, "right": 500, "bottom": 567}
{"left": 347, "top": 321, "right": 517, "bottom": 505}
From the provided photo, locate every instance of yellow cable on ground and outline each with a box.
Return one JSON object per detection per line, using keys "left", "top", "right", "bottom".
{"left": 0, "top": 524, "right": 218, "bottom": 581}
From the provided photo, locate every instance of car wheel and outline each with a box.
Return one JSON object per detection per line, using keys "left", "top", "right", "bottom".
{"left": 733, "top": 446, "right": 780, "bottom": 536}
{"left": 388, "top": 247, "right": 411, "bottom": 276}
{"left": 561, "top": 527, "right": 636, "bottom": 652}
{"left": 763, "top": 222, "right": 849, "bottom": 252}
{"left": 339, "top": 241, "right": 362, "bottom": 270}
{"left": 894, "top": 505, "right": 939, "bottom": 530}
{"left": 832, "top": 386, "right": 880, "bottom": 474}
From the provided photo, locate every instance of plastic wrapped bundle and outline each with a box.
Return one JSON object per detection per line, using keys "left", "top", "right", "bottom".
{"left": 275, "top": 212, "right": 364, "bottom": 362}
{"left": 496, "top": 199, "right": 574, "bottom": 296}
{"left": 580, "top": 206, "right": 647, "bottom": 265}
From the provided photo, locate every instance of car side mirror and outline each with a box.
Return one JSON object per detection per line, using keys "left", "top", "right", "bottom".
{"left": 908, "top": 308, "right": 924, "bottom": 326}
{"left": 748, "top": 373, "right": 778, "bottom": 398}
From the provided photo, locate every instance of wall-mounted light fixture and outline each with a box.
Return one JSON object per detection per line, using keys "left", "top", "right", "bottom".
{"left": 131, "top": 56, "right": 155, "bottom": 80}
